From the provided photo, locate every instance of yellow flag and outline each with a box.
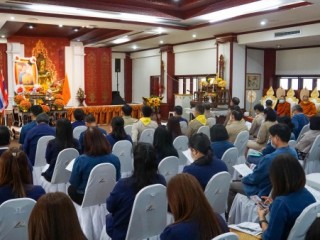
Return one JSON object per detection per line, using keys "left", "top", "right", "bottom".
{"left": 62, "top": 74, "right": 71, "bottom": 105}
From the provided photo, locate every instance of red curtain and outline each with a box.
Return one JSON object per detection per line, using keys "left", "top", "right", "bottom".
{"left": 0, "top": 44, "right": 7, "bottom": 84}
{"left": 84, "top": 47, "right": 112, "bottom": 105}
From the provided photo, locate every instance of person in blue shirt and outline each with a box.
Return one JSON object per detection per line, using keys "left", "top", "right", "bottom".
{"left": 106, "top": 143, "right": 166, "bottom": 240}
{"left": 0, "top": 148, "right": 45, "bottom": 204}
{"left": 210, "top": 124, "right": 234, "bottom": 159}
{"left": 78, "top": 113, "right": 107, "bottom": 152}
{"left": 160, "top": 173, "right": 229, "bottom": 240}
{"left": 183, "top": 133, "right": 228, "bottom": 190}
{"left": 71, "top": 108, "right": 86, "bottom": 129}
{"left": 173, "top": 105, "right": 188, "bottom": 124}
{"left": 68, "top": 127, "right": 120, "bottom": 205}
{"left": 19, "top": 105, "right": 43, "bottom": 144}
{"left": 0, "top": 126, "right": 10, "bottom": 156}
{"left": 23, "top": 113, "right": 55, "bottom": 166}
{"left": 291, "top": 105, "right": 309, "bottom": 139}
{"left": 258, "top": 154, "right": 316, "bottom": 240}
{"left": 228, "top": 123, "right": 298, "bottom": 211}
{"left": 42, "top": 118, "right": 81, "bottom": 182}
{"left": 106, "top": 116, "right": 132, "bottom": 149}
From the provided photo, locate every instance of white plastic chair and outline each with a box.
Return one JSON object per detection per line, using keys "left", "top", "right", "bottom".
{"left": 41, "top": 148, "right": 79, "bottom": 193}
{"left": 173, "top": 135, "right": 189, "bottom": 169}
{"left": 207, "top": 117, "right": 216, "bottom": 128}
{"left": 75, "top": 163, "right": 116, "bottom": 240}
{"left": 296, "top": 124, "right": 310, "bottom": 142}
{"left": 125, "top": 184, "right": 167, "bottom": 240}
{"left": 73, "top": 126, "right": 87, "bottom": 141}
{"left": 112, "top": 140, "right": 133, "bottom": 178}
{"left": 234, "top": 131, "right": 249, "bottom": 164}
{"left": 204, "top": 172, "right": 231, "bottom": 215}
{"left": 287, "top": 202, "right": 320, "bottom": 240}
{"left": 33, "top": 135, "right": 55, "bottom": 185}
{"left": 158, "top": 156, "right": 179, "bottom": 183}
{"left": 212, "top": 232, "right": 239, "bottom": 240}
{"left": 197, "top": 125, "right": 210, "bottom": 139}
{"left": 0, "top": 198, "right": 36, "bottom": 240}
{"left": 139, "top": 128, "right": 155, "bottom": 144}
{"left": 288, "top": 139, "right": 297, "bottom": 149}
{"left": 179, "top": 121, "right": 188, "bottom": 135}
{"left": 306, "top": 173, "right": 320, "bottom": 191}
{"left": 124, "top": 125, "right": 133, "bottom": 137}
{"left": 221, "top": 147, "right": 238, "bottom": 176}
{"left": 304, "top": 135, "right": 320, "bottom": 174}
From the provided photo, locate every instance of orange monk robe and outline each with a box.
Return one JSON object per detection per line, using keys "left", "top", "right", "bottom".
{"left": 300, "top": 101, "right": 317, "bottom": 117}
{"left": 277, "top": 102, "right": 291, "bottom": 117}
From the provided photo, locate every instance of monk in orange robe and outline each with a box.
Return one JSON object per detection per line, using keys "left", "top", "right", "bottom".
{"left": 276, "top": 96, "right": 291, "bottom": 117}
{"left": 300, "top": 95, "right": 317, "bottom": 117}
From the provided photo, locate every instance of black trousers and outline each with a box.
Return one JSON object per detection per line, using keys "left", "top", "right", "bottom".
{"left": 68, "top": 185, "right": 84, "bottom": 205}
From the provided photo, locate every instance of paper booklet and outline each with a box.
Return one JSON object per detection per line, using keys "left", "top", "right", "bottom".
{"left": 182, "top": 149, "right": 193, "bottom": 165}
{"left": 65, "top": 158, "right": 76, "bottom": 172}
{"left": 233, "top": 164, "right": 253, "bottom": 177}
{"left": 229, "top": 222, "right": 262, "bottom": 236}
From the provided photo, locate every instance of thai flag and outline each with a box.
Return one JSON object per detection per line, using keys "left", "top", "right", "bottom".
{"left": 0, "top": 70, "right": 8, "bottom": 112}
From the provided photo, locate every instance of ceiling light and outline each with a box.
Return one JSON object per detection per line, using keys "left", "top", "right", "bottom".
{"left": 132, "top": 45, "right": 137, "bottom": 50}
{"left": 120, "top": 13, "right": 161, "bottom": 23}
{"left": 58, "top": 24, "right": 63, "bottom": 27}
{"left": 276, "top": 45, "right": 281, "bottom": 48}
{"left": 73, "top": 28, "right": 79, "bottom": 32}
{"left": 157, "top": 28, "right": 164, "bottom": 34}
{"left": 199, "top": 0, "right": 289, "bottom": 23}
{"left": 192, "top": 34, "right": 197, "bottom": 38}
{"left": 112, "top": 36, "right": 129, "bottom": 44}
{"left": 1, "top": 35, "right": 5, "bottom": 38}
{"left": 160, "top": 40, "right": 164, "bottom": 44}
{"left": 260, "top": 20, "right": 267, "bottom": 26}
{"left": 28, "top": 25, "right": 34, "bottom": 29}
{"left": 10, "top": 16, "right": 15, "bottom": 20}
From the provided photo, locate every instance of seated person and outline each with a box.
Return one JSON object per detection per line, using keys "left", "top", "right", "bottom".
{"left": 0, "top": 148, "right": 45, "bottom": 204}
{"left": 166, "top": 116, "right": 182, "bottom": 141}
{"left": 42, "top": 118, "right": 81, "bottom": 182}
{"left": 275, "top": 95, "right": 291, "bottom": 117}
{"left": 296, "top": 115, "right": 320, "bottom": 159}
{"left": 160, "top": 173, "right": 229, "bottom": 240}
{"left": 228, "top": 124, "right": 298, "bottom": 211}
{"left": 68, "top": 128, "right": 120, "bottom": 205}
{"left": 132, "top": 105, "right": 158, "bottom": 143}
{"left": 153, "top": 126, "right": 178, "bottom": 165}
{"left": 121, "top": 104, "right": 137, "bottom": 126}
{"left": 306, "top": 216, "right": 320, "bottom": 240}
{"left": 173, "top": 105, "right": 188, "bottom": 124}
{"left": 23, "top": 113, "right": 55, "bottom": 166}
{"left": 71, "top": 108, "right": 86, "bottom": 129}
{"left": 0, "top": 126, "right": 10, "bottom": 156}
{"left": 249, "top": 103, "right": 265, "bottom": 139}
{"left": 224, "top": 97, "right": 241, "bottom": 126}
{"left": 247, "top": 108, "right": 277, "bottom": 151}
{"left": 183, "top": 133, "right": 228, "bottom": 190}
{"left": 258, "top": 154, "right": 316, "bottom": 240}
{"left": 19, "top": 105, "right": 43, "bottom": 144}
{"left": 265, "top": 99, "right": 274, "bottom": 110}
{"left": 106, "top": 116, "right": 132, "bottom": 148}
{"left": 291, "top": 105, "right": 309, "bottom": 139}
{"left": 106, "top": 143, "right": 166, "bottom": 240}
{"left": 204, "top": 102, "right": 214, "bottom": 118}
{"left": 226, "top": 110, "right": 248, "bottom": 143}
{"left": 300, "top": 95, "right": 317, "bottom": 117}
{"left": 210, "top": 124, "right": 234, "bottom": 159}
{"left": 79, "top": 113, "right": 107, "bottom": 151}
{"left": 186, "top": 104, "right": 208, "bottom": 139}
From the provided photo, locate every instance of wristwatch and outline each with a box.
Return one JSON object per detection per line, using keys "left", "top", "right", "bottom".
{"left": 259, "top": 219, "right": 268, "bottom": 227}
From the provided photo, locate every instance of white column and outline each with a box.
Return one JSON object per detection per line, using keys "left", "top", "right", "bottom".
{"left": 65, "top": 42, "right": 85, "bottom": 107}
{"left": 6, "top": 43, "right": 25, "bottom": 108}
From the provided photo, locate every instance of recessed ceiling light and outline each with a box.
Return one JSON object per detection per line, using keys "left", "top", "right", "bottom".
{"left": 28, "top": 25, "right": 34, "bottom": 29}
{"left": 1, "top": 35, "right": 5, "bottom": 38}
{"left": 10, "top": 16, "right": 15, "bottom": 20}
{"left": 260, "top": 20, "right": 267, "bottom": 26}
{"left": 132, "top": 45, "right": 137, "bottom": 50}
{"left": 112, "top": 36, "right": 129, "bottom": 44}
{"left": 160, "top": 40, "right": 164, "bottom": 44}
{"left": 276, "top": 44, "right": 281, "bottom": 49}
{"left": 73, "top": 28, "right": 79, "bottom": 32}
{"left": 192, "top": 34, "right": 197, "bottom": 38}
{"left": 77, "top": 39, "right": 80, "bottom": 42}
{"left": 59, "top": 24, "right": 63, "bottom": 27}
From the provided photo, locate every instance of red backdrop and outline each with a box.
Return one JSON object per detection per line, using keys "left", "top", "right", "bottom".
{"left": 0, "top": 44, "right": 8, "bottom": 84}
{"left": 8, "top": 36, "right": 69, "bottom": 80}
{"left": 84, "top": 47, "right": 112, "bottom": 105}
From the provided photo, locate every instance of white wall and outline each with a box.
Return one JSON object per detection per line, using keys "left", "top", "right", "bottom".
{"left": 112, "top": 53, "right": 125, "bottom": 98}
{"left": 276, "top": 47, "right": 320, "bottom": 75}
{"left": 246, "top": 48, "right": 264, "bottom": 110}
{"left": 131, "top": 49, "right": 161, "bottom": 103}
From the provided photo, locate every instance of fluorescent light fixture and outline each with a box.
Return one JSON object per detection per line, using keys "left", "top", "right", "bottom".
{"left": 112, "top": 36, "right": 130, "bottom": 44}
{"left": 27, "top": 4, "right": 162, "bottom": 23}
{"left": 199, "top": 0, "right": 299, "bottom": 23}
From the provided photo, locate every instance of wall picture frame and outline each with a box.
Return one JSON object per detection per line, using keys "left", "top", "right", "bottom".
{"left": 246, "top": 73, "right": 261, "bottom": 90}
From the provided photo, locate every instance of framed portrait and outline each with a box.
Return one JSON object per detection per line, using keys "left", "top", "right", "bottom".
{"left": 14, "top": 56, "right": 38, "bottom": 86}
{"left": 246, "top": 73, "right": 261, "bottom": 90}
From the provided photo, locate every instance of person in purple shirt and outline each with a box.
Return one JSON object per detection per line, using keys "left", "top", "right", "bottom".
{"left": 23, "top": 113, "right": 55, "bottom": 166}
{"left": 183, "top": 133, "right": 228, "bottom": 190}
{"left": 0, "top": 148, "right": 45, "bottom": 204}
{"left": 106, "top": 143, "right": 166, "bottom": 240}
{"left": 106, "top": 116, "right": 132, "bottom": 148}
{"left": 160, "top": 173, "right": 228, "bottom": 240}
{"left": 71, "top": 108, "right": 86, "bottom": 129}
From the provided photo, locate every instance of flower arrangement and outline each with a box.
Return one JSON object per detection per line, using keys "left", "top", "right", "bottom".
{"left": 54, "top": 93, "right": 63, "bottom": 100}
{"left": 214, "top": 77, "right": 227, "bottom": 89}
{"left": 19, "top": 100, "right": 31, "bottom": 111}
{"left": 76, "top": 88, "right": 86, "bottom": 100}
{"left": 15, "top": 84, "right": 25, "bottom": 94}
{"left": 53, "top": 99, "right": 64, "bottom": 109}
{"left": 143, "top": 96, "right": 163, "bottom": 108}
{"left": 41, "top": 105, "right": 50, "bottom": 113}
{"left": 32, "top": 84, "right": 42, "bottom": 94}
{"left": 14, "top": 94, "right": 25, "bottom": 104}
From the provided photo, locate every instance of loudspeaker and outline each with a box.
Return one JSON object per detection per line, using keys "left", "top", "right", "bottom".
{"left": 115, "top": 59, "right": 121, "bottom": 72}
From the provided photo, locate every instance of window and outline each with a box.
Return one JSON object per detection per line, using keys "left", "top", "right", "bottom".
{"left": 303, "top": 78, "right": 313, "bottom": 90}
{"left": 277, "top": 76, "right": 320, "bottom": 91}
{"left": 317, "top": 79, "right": 320, "bottom": 90}
{"left": 279, "top": 78, "right": 288, "bottom": 89}
{"left": 291, "top": 78, "right": 298, "bottom": 90}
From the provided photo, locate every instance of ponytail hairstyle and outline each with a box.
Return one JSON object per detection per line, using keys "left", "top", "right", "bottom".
{"left": 0, "top": 147, "right": 32, "bottom": 197}
{"left": 189, "top": 133, "right": 213, "bottom": 165}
